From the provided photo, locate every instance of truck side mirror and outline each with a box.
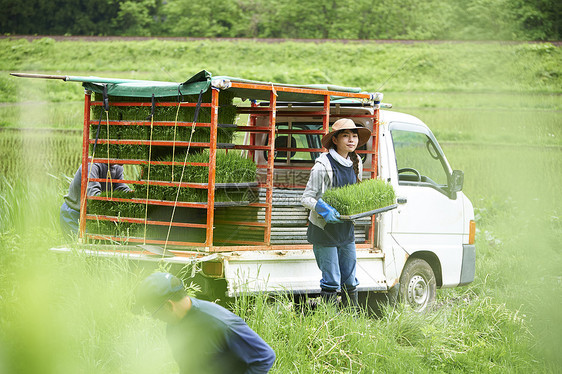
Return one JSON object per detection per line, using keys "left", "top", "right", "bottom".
{"left": 449, "top": 170, "right": 464, "bottom": 193}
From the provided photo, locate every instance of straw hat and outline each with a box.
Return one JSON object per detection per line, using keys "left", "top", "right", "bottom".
{"left": 321, "top": 118, "right": 372, "bottom": 149}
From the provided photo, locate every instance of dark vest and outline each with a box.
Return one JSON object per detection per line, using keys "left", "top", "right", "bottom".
{"left": 307, "top": 154, "right": 356, "bottom": 246}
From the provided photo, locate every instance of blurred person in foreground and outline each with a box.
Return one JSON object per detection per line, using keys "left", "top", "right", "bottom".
{"left": 59, "top": 163, "right": 132, "bottom": 238}
{"left": 134, "top": 272, "right": 276, "bottom": 374}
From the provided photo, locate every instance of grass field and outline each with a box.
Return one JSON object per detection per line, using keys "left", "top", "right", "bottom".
{"left": 0, "top": 38, "right": 561, "bottom": 373}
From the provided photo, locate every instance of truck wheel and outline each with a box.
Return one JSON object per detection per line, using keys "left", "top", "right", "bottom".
{"left": 398, "top": 258, "right": 436, "bottom": 312}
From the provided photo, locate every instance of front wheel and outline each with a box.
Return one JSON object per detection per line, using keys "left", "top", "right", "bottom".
{"left": 398, "top": 258, "right": 436, "bottom": 312}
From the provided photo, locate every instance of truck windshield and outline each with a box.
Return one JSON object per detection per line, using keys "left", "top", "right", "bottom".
{"left": 391, "top": 129, "right": 448, "bottom": 186}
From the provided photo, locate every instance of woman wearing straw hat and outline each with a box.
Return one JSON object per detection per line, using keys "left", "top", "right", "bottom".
{"left": 301, "top": 118, "right": 371, "bottom": 309}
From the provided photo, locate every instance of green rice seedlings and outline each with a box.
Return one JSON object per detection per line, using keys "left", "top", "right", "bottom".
{"left": 131, "top": 185, "right": 253, "bottom": 203}
{"left": 213, "top": 224, "right": 265, "bottom": 245}
{"left": 85, "top": 218, "right": 138, "bottom": 238}
{"left": 133, "top": 184, "right": 207, "bottom": 202}
{"left": 90, "top": 92, "right": 237, "bottom": 162}
{"left": 86, "top": 190, "right": 142, "bottom": 217}
{"left": 322, "top": 178, "right": 396, "bottom": 216}
{"left": 141, "top": 150, "right": 256, "bottom": 184}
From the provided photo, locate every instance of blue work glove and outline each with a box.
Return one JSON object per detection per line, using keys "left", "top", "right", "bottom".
{"left": 315, "top": 198, "right": 342, "bottom": 224}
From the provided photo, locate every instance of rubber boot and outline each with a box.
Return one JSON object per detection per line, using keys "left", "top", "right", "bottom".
{"left": 320, "top": 289, "right": 338, "bottom": 306}
{"left": 341, "top": 286, "right": 359, "bottom": 313}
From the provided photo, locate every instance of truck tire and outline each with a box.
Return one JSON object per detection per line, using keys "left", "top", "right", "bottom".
{"left": 398, "top": 258, "right": 436, "bottom": 312}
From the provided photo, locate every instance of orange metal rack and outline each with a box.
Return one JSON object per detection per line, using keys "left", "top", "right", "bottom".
{"left": 78, "top": 82, "right": 379, "bottom": 253}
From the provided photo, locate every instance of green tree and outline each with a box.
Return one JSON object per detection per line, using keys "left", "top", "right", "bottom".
{"left": 1, "top": 0, "right": 560, "bottom": 40}
{"left": 512, "top": 0, "right": 562, "bottom": 40}
{"left": 161, "top": 0, "right": 244, "bottom": 37}
{"left": 114, "top": 0, "right": 162, "bottom": 36}
{"left": 0, "top": 0, "right": 121, "bottom": 35}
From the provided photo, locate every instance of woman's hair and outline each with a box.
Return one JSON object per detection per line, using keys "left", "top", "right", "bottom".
{"left": 331, "top": 129, "right": 361, "bottom": 183}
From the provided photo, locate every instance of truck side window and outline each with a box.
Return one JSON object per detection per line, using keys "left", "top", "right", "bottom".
{"left": 391, "top": 129, "right": 448, "bottom": 186}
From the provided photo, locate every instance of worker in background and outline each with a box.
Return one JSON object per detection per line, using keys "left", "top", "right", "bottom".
{"left": 301, "top": 118, "right": 371, "bottom": 310}
{"left": 134, "top": 272, "right": 276, "bottom": 374}
{"left": 59, "top": 163, "right": 132, "bottom": 238}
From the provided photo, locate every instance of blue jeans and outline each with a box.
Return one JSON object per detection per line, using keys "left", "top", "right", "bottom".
{"left": 60, "top": 201, "right": 80, "bottom": 239}
{"left": 313, "top": 242, "right": 359, "bottom": 291}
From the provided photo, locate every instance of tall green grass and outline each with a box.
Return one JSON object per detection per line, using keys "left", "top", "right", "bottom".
{"left": 1, "top": 139, "right": 559, "bottom": 373}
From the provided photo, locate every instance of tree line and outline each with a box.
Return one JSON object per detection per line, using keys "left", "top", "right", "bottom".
{"left": 1, "top": 0, "right": 560, "bottom": 41}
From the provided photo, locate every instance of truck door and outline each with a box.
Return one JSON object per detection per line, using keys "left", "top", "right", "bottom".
{"left": 388, "top": 122, "right": 464, "bottom": 278}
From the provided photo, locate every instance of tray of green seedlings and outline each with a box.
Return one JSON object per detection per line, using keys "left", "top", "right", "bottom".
{"left": 322, "top": 178, "right": 397, "bottom": 221}
{"left": 86, "top": 190, "right": 146, "bottom": 237}
{"left": 135, "top": 150, "right": 258, "bottom": 203}
{"left": 90, "top": 92, "right": 237, "bottom": 160}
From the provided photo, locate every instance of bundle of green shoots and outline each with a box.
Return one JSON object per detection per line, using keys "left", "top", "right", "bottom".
{"left": 90, "top": 92, "right": 237, "bottom": 160}
{"left": 322, "top": 178, "right": 395, "bottom": 216}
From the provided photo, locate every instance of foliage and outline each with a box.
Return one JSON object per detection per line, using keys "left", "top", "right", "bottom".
{"left": 322, "top": 178, "right": 396, "bottom": 216}
{"left": 0, "top": 0, "right": 122, "bottom": 36}
{"left": 1, "top": 39, "right": 561, "bottom": 110}
{"left": 0, "top": 0, "right": 560, "bottom": 40}
{"left": 114, "top": 0, "right": 162, "bottom": 36}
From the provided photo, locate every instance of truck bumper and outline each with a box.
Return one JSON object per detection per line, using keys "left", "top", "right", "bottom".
{"left": 459, "top": 244, "right": 475, "bottom": 286}
{"left": 223, "top": 249, "right": 388, "bottom": 297}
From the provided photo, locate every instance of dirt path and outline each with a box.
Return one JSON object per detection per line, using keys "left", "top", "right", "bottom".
{"left": 2, "top": 35, "right": 560, "bottom": 46}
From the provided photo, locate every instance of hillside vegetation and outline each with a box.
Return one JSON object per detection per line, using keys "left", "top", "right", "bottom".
{"left": 1, "top": 37, "right": 561, "bottom": 106}
{"left": 1, "top": 0, "right": 560, "bottom": 41}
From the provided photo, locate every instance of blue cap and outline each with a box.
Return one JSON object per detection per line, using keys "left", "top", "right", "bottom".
{"left": 134, "top": 272, "right": 184, "bottom": 314}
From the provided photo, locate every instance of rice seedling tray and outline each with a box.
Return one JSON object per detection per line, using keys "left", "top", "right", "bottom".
{"left": 340, "top": 203, "right": 398, "bottom": 221}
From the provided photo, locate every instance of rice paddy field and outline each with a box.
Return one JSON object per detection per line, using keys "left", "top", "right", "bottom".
{"left": 0, "top": 38, "right": 561, "bottom": 373}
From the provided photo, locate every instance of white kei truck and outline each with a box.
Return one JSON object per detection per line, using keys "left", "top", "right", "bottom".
{"left": 13, "top": 71, "right": 476, "bottom": 312}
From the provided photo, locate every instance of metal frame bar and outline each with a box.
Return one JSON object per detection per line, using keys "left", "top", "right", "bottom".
{"left": 264, "top": 91, "right": 277, "bottom": 245}
{"left": 91, "top": 101, "right": 213, "bottom": 108}
{"left": 237, "top": 110, "right": 375, "bottom": 118}
{"left": 89, "top": 178, "right": 209, "bottom": 189}
{"left": 86, "top": 214, "right": 207, "bottom": 229}
{"left": 368, "top": 110, "right": 380, "bottom": 247}
{"left": 88, "top": 195, "right": 208, "bottom": 208}
{"left": 248, "top": 100, "right": 258, "bottom": 161}
{"left": 91, "top": 158, "right": 209, "bottom": 167}
{"left": 89, "top": 139, "right": 214, "bottom": 147}
{"left": 205, "top": 88, "right": 219, "bottom": 247}
{"left": 88, "top": 120, "right": 214, "bottom": 128}
{"left": 85, "top": 234, "right": 206, "bottom": 247}
{"left": 228, "top": 82, "right": 371, "bottom": 99}
{"left": 79, "top": 92, "right": 91, "bottom": 240}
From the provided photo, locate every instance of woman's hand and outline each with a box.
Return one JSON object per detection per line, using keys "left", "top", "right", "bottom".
{"left": 315, "top": 199, "right": 342, "bottom": 224}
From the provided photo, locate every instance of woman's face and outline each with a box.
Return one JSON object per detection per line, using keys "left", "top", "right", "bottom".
{"left": 332, "top": 129, "right": 358, "bottom": 153}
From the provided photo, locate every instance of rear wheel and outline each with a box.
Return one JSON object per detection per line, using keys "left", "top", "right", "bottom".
{"left": 398, "top": 258, "right": 436, "bottom": 312}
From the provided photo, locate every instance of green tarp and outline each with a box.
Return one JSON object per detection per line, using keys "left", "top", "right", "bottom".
{"left": 76, "top": 70, "right": 366, "bottom": 102}
{"left": 79, "top": 70, "right": 212, "bottom": 99}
